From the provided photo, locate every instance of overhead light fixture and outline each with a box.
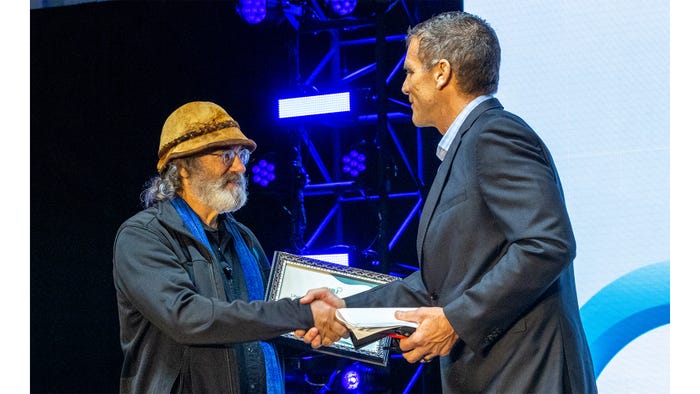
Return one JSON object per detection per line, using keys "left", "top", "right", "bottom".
{"left": 236, "top": 0, "right": 267, "bottom": 24}
{"left": 278, "top": 92, "right": 351, "bottom": 119}
{"left": 303, "top": 253, "right": 349, "bottom": 266}
{"left": 323, "top": 0, "right": 357, "bottom": 17}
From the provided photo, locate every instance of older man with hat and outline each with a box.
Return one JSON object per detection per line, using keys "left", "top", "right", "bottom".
{"left": 113, "top": 101, "right": 345, "bottom": 394}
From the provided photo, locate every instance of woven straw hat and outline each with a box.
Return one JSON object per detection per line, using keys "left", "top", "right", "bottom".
{"left": 156, "top": 101, "right": 257, "bottom": 172}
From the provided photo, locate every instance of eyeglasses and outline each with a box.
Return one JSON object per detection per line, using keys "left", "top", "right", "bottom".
{"left": 206, "top": 147, "right": 251, "bottom": 167}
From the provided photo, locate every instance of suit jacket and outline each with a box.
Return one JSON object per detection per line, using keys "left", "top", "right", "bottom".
{"left": 345, "top": 98, "right": 597, "bottom": 393}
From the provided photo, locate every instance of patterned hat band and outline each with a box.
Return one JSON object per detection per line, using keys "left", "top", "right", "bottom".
{"left": 157, "top": 119, "right": 239, "bottom": 159}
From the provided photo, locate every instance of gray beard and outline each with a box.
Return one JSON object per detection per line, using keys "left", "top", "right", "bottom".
{"left": 191, "top": 172, "right": 248, "bottom": 213}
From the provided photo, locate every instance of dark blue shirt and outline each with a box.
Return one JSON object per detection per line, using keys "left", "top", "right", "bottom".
{"left": 205, "top": 221, "right": 267, "bottom": 394}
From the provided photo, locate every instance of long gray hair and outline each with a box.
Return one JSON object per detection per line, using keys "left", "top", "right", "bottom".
{"left": 407, "top": 11, "right": 500, "bottom": 96}
{"left": 140, "top": 158, "right": 193, "bottom": 208}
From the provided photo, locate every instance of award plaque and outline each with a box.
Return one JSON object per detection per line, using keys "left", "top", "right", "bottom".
{"left": 265, "top": 251, "right": 400, "bottom": 366}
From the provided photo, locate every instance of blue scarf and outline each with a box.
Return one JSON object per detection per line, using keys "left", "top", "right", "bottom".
{"left": 171, "top": 197, "right": 284, "bottom": 394}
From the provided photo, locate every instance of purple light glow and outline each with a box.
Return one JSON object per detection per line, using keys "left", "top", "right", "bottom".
{"left": 341, "top": 368, "right": 360, "bottom": 390}
{"left": 341, "top": 149, "right": 367, "bottom": 178}
{"left": 237, "top": 0, "right": 266, "bottom": 24}
{"left": 252, "top": 159, "right": 276, "bottom": 187}
{"left": 324, "top": 0, "right": 357, "bottom": 16}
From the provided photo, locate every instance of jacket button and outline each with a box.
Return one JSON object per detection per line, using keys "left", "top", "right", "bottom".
{"left": 430, "top": 292, "right": 439, "bottom": 301}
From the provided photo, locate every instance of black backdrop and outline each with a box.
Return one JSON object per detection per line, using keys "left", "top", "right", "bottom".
{"left": 30, "top": 1, "right": 458, "bottom": 392}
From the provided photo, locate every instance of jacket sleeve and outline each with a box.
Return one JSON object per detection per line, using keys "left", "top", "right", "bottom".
{"left": 442, "top": 114, "right": 576, "bottom": 353}
{"left": 344, "top": 270, "right": 430, "bottom": 308}
{"left": 113, "top": 222, "right": 314, "bottom": 345}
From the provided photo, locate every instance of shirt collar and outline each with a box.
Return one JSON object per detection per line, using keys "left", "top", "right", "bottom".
{"left": 436, "top": 95, "right": 492, "bottom": 161}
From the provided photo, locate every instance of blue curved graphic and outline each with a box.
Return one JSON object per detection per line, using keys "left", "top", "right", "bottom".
{"left": 579, "top": 261, "right": 670, "bottom": 377}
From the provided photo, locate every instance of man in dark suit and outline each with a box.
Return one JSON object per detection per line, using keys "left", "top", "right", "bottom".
{"left": 298, "top": 11, "right": 597, "bottom": 393}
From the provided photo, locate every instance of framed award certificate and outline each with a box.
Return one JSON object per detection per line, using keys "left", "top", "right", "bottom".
{"left": 265, "top": 251, "right": 400, "bottom": 366}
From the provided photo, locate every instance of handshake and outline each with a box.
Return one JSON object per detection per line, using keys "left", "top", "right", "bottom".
{"left": 294, "top": 288, "right": 461, "bottom": 364}
{"left": 294, "top": 287, "right": 348, "bottom": 348}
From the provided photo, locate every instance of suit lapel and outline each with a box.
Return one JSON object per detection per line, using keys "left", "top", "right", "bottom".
{"left": 415, "top": 98, "right": 504, "bottom": 264}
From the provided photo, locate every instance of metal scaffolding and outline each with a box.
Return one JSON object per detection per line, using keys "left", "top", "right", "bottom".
{"left": 279, "top": 0, "right": 431, "bottom": 275}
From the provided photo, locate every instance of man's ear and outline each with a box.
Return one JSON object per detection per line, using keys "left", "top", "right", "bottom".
{"left": 434, "top": 59, "right": 451, "bottom": 89}
{"left": 179, "top": 166, "right": 190, "bottom": 179}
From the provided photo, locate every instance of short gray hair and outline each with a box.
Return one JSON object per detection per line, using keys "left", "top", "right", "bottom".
{"left": 407, "top": 11, "right": 500, "bottom": 96}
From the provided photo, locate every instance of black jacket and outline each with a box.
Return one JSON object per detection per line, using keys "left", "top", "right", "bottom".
{"left": 113, "top": 200, "right": 313, "bottom": 393}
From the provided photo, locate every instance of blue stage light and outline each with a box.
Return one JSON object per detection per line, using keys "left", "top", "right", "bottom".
{"left": 324, "top": 0, "right": 357, "bottom": 16}
{"left": 341, "top": 149, "right": 366, "bottom": 178}
{"left": 278, "top": 92, "right": 351, "bottom": 119}
{"left": 303, "top": 253, "right": 349, "bottom": 266}
{"left": 251, "top": 159, "right": 276, "bottom": 187}
{"left": 336, "top": 362, "right": 382, "bottom": 393}
{"left": 237, "top": 0, "right": 266, "bottom": 24}
{"left": 341, "top": 368, "right": 361, "bottom": 391}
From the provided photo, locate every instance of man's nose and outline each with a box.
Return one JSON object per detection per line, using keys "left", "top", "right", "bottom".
{"left": 228, "top": 157, "right": 246, "bottom": 173}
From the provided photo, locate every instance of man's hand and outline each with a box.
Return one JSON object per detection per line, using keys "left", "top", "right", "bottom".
{"left": 294, "top": 288, "right": 347, "bottom": 348}
{"left": 308, "top": 299, "right": 347, "bottom": 348}
{"left": 298, "top": 287, "right": 347, "bottom": 308}
{"left": 394, "top": 307, "right": 459, "bottom": 363}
